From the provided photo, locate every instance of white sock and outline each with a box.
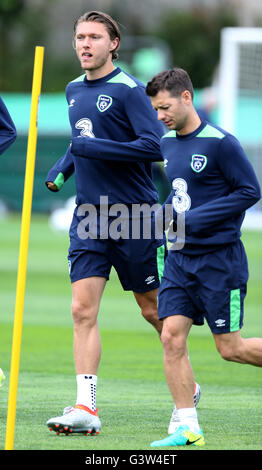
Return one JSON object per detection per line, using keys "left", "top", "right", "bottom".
{"left": 177, "top": 407, "right": 200, "bottom": 434}
{"left": 76, "top": 374, "right": 97, "bottom": 412}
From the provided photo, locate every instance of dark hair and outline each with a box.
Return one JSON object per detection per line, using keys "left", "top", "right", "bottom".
{"left": 146, "top": 68, "right": 194, "bottom": 99}
{"left": 73, "top": 11, "right": 121, "bottom": 60}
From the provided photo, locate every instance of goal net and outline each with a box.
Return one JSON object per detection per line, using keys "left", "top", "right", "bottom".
{"left": 218, "top": 27, "right": 262, "bottom": 219}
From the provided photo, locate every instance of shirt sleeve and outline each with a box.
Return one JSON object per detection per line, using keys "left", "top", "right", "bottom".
{"left": 0, "top": 96, "right": 17, "bottom": 155}
{"left": 70, "top": 86, "right": 164, "bottom": 162}
{"left": 185, "top": 134, "right": 261, "bottom": 235}
{"left": 45, "top": 146, "right": 75, "bottom": 191}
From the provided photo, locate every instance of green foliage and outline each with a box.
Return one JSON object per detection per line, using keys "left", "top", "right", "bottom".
{"left": 153, "top": 8, "right": 237, "bottom": 87}
{"left": 0, "top": 3, "right": 239, "bottom": 92}
{"left": 0, "top": 0, "right": 58, "bottom": 91}
{"left": 0, "top": 0, "right": 24, "bottom": 17}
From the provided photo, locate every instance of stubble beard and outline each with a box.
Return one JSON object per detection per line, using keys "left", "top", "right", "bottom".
{"left": 80, "top": 52, "right": 111, "bottom": 74}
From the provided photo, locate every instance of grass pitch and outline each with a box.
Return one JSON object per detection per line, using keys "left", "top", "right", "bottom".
{"left": 0, "top": 214, "right": 262, "bottom": 451}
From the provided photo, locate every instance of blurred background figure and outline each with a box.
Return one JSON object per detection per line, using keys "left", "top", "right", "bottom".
{"left": 0, "top": 95, "right": 17, "bottom": 218}
{"left": 196, "top": 86, "right": 218, "bottom": 123}
{"left": 0, "top": 96, "right": 17, "bottom": 155}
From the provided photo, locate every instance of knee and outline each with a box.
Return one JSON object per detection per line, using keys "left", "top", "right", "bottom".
{"left": 160, "top": 327, "right": 187, "bottom": 358}
{"left": 216, "top": 341, "right": 242, "bottom": 362}
{"left": 141, "top": 302, "right": 164, "bottom": 335}
{"left": 71, "top": 299, "right": 97, "bottom": 327}
{"left": 141, "top": 303, "right": 158, "bottom": 325}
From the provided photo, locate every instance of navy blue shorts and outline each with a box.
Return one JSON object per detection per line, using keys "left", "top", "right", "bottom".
{"left": 158, "top": 240, "right": 249, "bottom": 334}
{"left": 68, "top": 207, "right": 167, "bottom": 293}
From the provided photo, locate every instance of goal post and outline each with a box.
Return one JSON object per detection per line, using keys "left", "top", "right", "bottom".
{"left": 218, "top": 27, "right": 262, "bottom": 213}
{"left": 219, "top": 27, "right": 262, "bottom": 136}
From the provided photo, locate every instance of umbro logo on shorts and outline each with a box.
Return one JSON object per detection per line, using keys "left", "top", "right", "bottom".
{"left": 215, "top": 319, "right": 226, "bottom": 327}
{"left": 145, "top": 275, "right": 155, "bottom": 285}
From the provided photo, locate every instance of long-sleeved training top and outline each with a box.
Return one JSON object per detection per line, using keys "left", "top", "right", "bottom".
{"left": 46, "top": 67, "right": 164, "bottom": 206}
{"left": 0, "top": 96, "right": 17, "bottom": 154}
{"left": 161, "top": 120, "right": 261, "bottom": 255}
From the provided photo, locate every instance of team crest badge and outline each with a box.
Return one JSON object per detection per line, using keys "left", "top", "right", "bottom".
{"left": 191, "top": 154, "right": 207, "bottom": 173}
{"left": 96, "top": 94, "right": 113, "bottom": 112}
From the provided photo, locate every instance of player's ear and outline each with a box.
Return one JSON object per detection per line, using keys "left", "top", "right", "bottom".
{"left": 181, "top": 90, "right": 192, "bottom": 104}
{"left": 110, "top": 37, "right": 120, "bottom": 55}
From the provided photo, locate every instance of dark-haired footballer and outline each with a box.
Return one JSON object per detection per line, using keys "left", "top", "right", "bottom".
{"left": 146, "top": 67, "right": 261, "bottom": 447}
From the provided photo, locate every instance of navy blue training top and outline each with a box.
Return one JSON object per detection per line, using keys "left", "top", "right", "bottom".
{"left": 46, "top": 67, "right": 164, "bottom": 205}
{"left": 0, "top": 96, "right": 17, "bottom": 154}
{"left": 161, "top": 120, "right": 261, "bottom": 255}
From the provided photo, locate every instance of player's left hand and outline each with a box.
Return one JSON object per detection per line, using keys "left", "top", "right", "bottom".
{"left": 46, "top": 181, "right": 58, "bottom": 191}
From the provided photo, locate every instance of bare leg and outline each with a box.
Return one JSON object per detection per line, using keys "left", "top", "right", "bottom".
{"left": 134, "top": 289, "right": 195, "bottom": 395}
{"left": 213, "top": 330, "right": 262, "bottom": 366}
{"left": 71, "top": 276, "right": 107, "bottom": 374}
{"left": 133, "top": 288, "right": 163, "bottom": 336}
{"left": 160, "top": 315, "right": 194, "bottom": 409}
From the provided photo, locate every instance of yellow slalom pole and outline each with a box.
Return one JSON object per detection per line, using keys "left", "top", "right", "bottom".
{"left": 5, "top": 46, "right": 44, "bottom": 451}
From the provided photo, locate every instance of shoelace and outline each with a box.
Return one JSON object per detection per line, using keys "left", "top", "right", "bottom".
{"left": 63, "top": 406, "right": 74, "bottom": 415}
